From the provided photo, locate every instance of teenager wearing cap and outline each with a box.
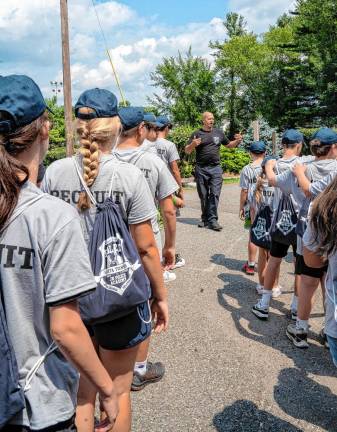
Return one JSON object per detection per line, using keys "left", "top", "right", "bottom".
{"left": 42, "top": 89, "right": 168, "bottom": 431}
{"left": 283, "top": 128, "right": 337, "bottom": 348}
{"left": 251, "top": 129, "right": 317, "bottom": 321}
{"left": 185, "top": 112, "right": 242, "bottom": 231}
{"left": 239, "top": 141, "right": 266, "bottom": 276}
{"left": 144, "top": 114, "right": 186, "bottom": 269}
{"left": 115, "top": 106, "right": 178, "bottom": 391}
{"left": 248, "top": 155, "right": 278, "bottom": 294}
{"left": 0, "top": 76, "right": 119, "bottom": 430}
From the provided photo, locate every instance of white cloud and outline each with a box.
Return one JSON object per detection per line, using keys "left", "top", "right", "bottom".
{"left": 1, "top": 0, "right": 297, "bottom": 105}
{"left": 228, "top": 0, "right": 296, "bottom": 33}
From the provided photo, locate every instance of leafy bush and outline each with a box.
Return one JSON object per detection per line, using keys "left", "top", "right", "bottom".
{"left": 168, "top": 124, "right": 196, "bottom": 162}
{"left": 180, "top": 161, "right": 194, "bottom": 178}
{"left": 220, "top": 147, "right": 250, "bottom": 174}
{"left": 45, "top": 146, "right": 67, "bottom": 166}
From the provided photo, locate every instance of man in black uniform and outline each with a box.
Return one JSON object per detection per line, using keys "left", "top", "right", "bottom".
{"left": 185, "top": 112, "right": 242, "bottom": 231}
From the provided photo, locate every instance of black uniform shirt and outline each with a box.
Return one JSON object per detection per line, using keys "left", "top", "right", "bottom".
{"left": 189, "top": 128, "right": 229, "bottom": 166}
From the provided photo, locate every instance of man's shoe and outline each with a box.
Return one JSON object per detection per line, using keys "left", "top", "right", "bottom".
{"left": 251, "top": 301, "right": 269, "bottom": 320}
{"left": 242, "top": 262, "right": 255, "bottom": 276}
{"left": 163, "top": 270, "right": 176, "bottom": 283}
{"left": 131, "top": 362, "right": 165, "bottom": 391}
{"left": 198, "top": 220, "right": 206, "bottom": 228}
{"left": 208, "top": 222, "right": 223, "bottom": 231}
{"left": 286, "top": 323, "right": 309, "bottom": 348}
{"left": 172, "top": 253, "right": 185, "bottom": 269}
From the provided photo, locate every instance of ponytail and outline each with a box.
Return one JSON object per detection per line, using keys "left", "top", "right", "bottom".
{"left": 0, "top": 111, "right": 48, "bottom": 229}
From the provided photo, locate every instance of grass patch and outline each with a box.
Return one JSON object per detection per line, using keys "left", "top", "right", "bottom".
{"left": 223, "top": 177, "right": 240, "bottom": 184}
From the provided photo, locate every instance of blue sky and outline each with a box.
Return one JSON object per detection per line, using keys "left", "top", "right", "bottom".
{"left": 0, "top": 0, "right": 295, "bottom": 105}
{"left": 118, "top": 0, "right": 229, "bottom": 25}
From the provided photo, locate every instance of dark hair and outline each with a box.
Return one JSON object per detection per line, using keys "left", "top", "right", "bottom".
{"left": 281, "top": 139, "right": 300, "bottom": 149}
{"left": 310, "top": 175, "right": 337, "bottom": 257}
{"left": 310, "top": 139, "right": 332, "bottom": 157}
{"left": 0, "top": 111, "right": 48, "bottom": 229}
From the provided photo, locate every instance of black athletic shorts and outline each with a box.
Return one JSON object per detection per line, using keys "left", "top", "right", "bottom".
{"left": 270, "top": 238, "right": 297, "bottom": 259}
{"left": 295, "top": 254, "right": 328, "bottom": 278}
{"left": 6, "top": 416, "right": 76, "bottom": 432}
{"left": 86, "top": 301, "right": 151, "bottom": 351}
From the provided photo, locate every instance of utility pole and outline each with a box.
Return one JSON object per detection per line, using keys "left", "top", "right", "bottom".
{"left": 60, "top": 0, "right": 74, "bottom": 156}
{"left": 252, "top": 120, "right": 260, "bottom": 141}
{"left": 272, "top": 131, "right": 277, "bottom": 155}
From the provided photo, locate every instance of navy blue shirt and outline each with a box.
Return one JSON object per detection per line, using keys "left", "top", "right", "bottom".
{"left": 189, "top": 128, "right": 229, "bottom": 166}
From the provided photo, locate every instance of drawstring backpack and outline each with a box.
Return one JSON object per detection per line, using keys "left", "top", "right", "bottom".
{"left": 73, "top": 157, "right": 151, "bottom": 325}
{"left": 0, "top": 193, "right": 57, "bottom": 428}
{"left": 250, "top": 204, "right": 273, "bottom": 250}
{"left": 270, "top": 193, "right": 298, "bottom": 246}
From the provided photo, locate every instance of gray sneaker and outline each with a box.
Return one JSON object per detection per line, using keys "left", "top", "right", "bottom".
{"left": 286, "top": 323, "right": 309, "bottom": 348}
{"left": 131, "top": 361, "right": 165, "bottom": 391}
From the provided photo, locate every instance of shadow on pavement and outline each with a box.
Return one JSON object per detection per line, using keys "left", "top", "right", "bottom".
{"left": 213, "top": 400, "right": 303, "bottom": 432}
{"left": 215, "top": 272, "right": 335, "bottom": 377}
{"left": 177, "top": 217, "right": 200, "bottom": 226}
{"left": 274, "top": 368, "right": 337, "bottom": 432}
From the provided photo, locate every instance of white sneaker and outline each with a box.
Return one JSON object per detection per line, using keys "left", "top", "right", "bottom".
{"left": 172, "top": 253, "right": 185, "bottom": 269}
{"left": 163, "top": 270, "right": 176, "bottom": 283}
{"left": 272, "top": 286, "right": 282, "bottom": 298}
{"left": 256, "top": 284, "right": 264, "bottom": 295}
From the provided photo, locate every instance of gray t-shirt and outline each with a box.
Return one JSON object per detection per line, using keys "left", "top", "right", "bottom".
{"left": 145, "top": 138, "right": 180, "bottom": 166}
{"left": 310, "top": 171, "right": 337, "bottom": 197}
{"left": 276, "top": 158, "right": 337, "bottom": 254}
{"left": 239, "top": 162, "right": 262, "bottom": 191}
{"left": 3, "top": 182, "right": 96, "bottom": 429}
{"left": 303, "top": 224, "right": 336, "bottom": 338}
{"left": 248, "top": 180, "right": 275, "bottom": 212}
{"left": 42, "top": 154, "right": 157, "bottom": 243}
{"left": 114, "top": 147, "right": 179, "bottom": 233}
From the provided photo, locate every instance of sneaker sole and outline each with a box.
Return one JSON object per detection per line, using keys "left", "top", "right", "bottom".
{"left": 251, "top": 308, "right": 268, "bottom": 320}
{"left": 131, "top": 375, "right": 164, "bottom": 391}
{"left": 172, "top": 262, "right": 185, "bottom": 269}
{"left": 286, "top": 330, "right": 309, "bottom": 349}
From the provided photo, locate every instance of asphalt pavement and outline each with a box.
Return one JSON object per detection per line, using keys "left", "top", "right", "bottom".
{"left": 132, "top": 184, "right": 337, "bottom": 432}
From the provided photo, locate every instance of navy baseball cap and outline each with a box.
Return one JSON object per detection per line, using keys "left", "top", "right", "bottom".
{"left": 282, "top": 129, "right": 304, "bottom": 144}
{"left": 249, "top": 141, "right": 266, "bottom": 154}
{"left": 262, "top": 155, "right": 277, "bottom": 168}
{"left": 119, "top": 107, "right": 145, "bottom": 131}
{"left": 0, "top": 75, "right": 51, "bottom": 133}
{"left": 312, "top": 128, "right": 337, "bottom": 145}
{"left": 156, "top": 115, "right": 172, "bottom": 127}
{"left": 75, "top": 88, "right": 118, "bottom": 120}
{"left": 144, "top": 112, "right": 163, "bottom": 127}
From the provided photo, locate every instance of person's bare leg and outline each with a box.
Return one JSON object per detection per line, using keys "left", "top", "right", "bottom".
{"left": 134, "top": 336, "right": 150, "bottom": 365}
{"left": 264, "top": 256, "right": 282, "bottom": 291}
{"left": 248, "top": 239, "right": 258, "bottom": 265}
{"left": 320, "top": 275, "right": 326, "bottom": 312}
{"left": 297, "top": 275, "right": 320, "bottom": 321}
{"left": 99, "top": 344, "right": 140, "bottom": 432}
{"left": 76, "top": 374, "right": 97, "bottom": 432}
{"left": 258, "top": 248, "right": 268, "bottom": 286}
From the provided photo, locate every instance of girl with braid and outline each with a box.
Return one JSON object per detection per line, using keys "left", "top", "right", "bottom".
{"left": 0, "top": 76, "right": 118, "bottom": 431}
{"left": 42, "top": 88, "right": 168, "bottom": 432}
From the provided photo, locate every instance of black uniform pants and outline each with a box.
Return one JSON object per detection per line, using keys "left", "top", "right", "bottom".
{"left": 195, "top": 164, "right": 223, "bottom": 225}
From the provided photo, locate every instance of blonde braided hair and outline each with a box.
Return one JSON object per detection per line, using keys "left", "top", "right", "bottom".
{"left": 76, "top": 107, "right": 121, "bottom": 210}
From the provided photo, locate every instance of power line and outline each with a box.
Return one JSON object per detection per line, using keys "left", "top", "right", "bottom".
{"left": 90, "top": 0, "right": 126, "bottom": 105}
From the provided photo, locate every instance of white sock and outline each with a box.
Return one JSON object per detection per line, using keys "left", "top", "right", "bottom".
{"left": 134, "top": 360, "right": 147, "bottom": 376}
{"left": 260, "top": 291, "right": 272, "bottom": 308}
{"left": 291, "top": 295, "right": 298, "bottom": 312}
{"left": 296, "top": 319, "right": 308, "bottom": 331}
{"left": 248, "top": 262, "right": 255, "bottom": 267}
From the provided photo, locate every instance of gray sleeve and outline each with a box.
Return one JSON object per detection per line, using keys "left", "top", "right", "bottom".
{"left": 303, "top": 223, "right": 319, "bottom": 253}
{"left": 42, "top": 217, "right": 96, "bottom": 305}
{"left": 239, "top": 166, "right": 249, "bottom": 190}
{"left": 275, "top": 170, "right": 292, "bottom": 194}
{"left": 157, "top": 163, "right": 179, "bottom": 200}
{"left": 128, "top": 172, "right": 158, "bottom": 225}
{"left": 168, "top": 142, "right": 180, "bottom": 163}
{"left": 310, "top": 172, "right": 336, "bottom": 197}
{"left": 40, "top": 166, "right": 52, "bottom": 193}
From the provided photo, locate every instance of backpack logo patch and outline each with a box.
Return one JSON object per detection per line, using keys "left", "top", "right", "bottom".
{"left": 276, "top": 210, "right": 296, "bottom": 236}
{"left": 252, "top": 216, "right": 267, "bottom": 240}
{"left": 95, "top": 233, "right": 141, "bottom": 295}
{"left": 213, "top": 136, "right": 220, "bottom": 145}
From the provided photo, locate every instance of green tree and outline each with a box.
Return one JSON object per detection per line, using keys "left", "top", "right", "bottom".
{"left": 149, "top": 48, "right": 217, "bottom": 126}
{"left": 46, "top": 97, "right": 66, "bottom": 146}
